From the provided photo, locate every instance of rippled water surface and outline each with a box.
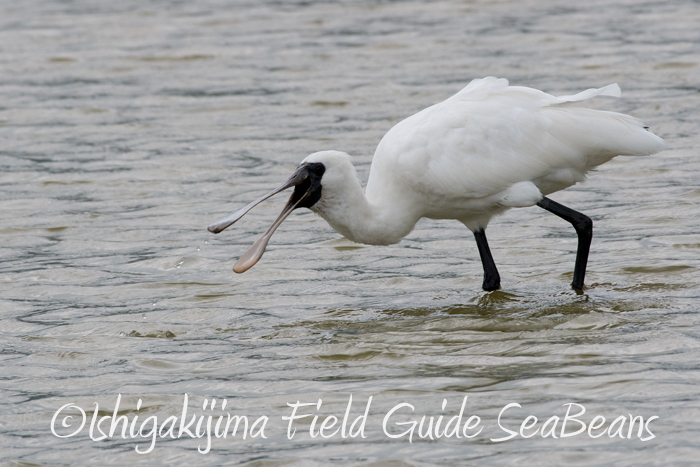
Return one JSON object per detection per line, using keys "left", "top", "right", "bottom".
{"left": 2, "top": 0, "right": 699, "bottom": 465}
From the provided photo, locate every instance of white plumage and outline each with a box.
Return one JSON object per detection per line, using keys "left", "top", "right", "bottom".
{"left": 209, "top": 77, "right": 666, "bottom": 291}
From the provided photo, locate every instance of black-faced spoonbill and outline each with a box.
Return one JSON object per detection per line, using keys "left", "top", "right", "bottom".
{"left": 208, "top": 77, "right": 666, "bottom": 292}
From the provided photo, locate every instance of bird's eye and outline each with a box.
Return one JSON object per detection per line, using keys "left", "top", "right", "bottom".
{"left": 307, "top": 163, "right": 325, "bottom": 177}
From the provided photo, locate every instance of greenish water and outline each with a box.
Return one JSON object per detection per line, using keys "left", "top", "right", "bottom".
{"left": 1, "top": 0, "right": 699, "bottom": 465}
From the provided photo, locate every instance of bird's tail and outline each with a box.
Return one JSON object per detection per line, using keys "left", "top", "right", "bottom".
{"left": 546, "top": 106, "right": 666, "bottom": 169}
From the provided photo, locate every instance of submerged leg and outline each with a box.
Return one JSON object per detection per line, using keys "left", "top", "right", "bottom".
{"left": 473, "top": 228, "right": 501, "bottom": 292}
{"left": 536, "top": 197, "right": 593, "bottom": 292}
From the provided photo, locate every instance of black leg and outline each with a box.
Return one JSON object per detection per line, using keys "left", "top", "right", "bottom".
{"left": 473, "top": 228, "right": 501, "bottom": 291}
{"left": 536, "top": 197, "right": 593, "bottom": 292}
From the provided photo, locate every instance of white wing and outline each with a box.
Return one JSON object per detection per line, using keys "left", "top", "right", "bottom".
{"left": 366, "top": 77, "right": 665, "bottom": 215}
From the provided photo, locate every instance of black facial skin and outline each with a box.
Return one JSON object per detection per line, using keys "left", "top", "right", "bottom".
{"left": 291, "top": 162, "right": 325, "bottom": 209}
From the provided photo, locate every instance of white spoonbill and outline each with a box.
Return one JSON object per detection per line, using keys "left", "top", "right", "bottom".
{"left": 208, "top": 77, "right": 666, "bottom": 292}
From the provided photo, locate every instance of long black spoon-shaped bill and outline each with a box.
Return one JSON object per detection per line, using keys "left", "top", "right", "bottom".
{"left": 232, "top": 191, "right": 307, "bottom": 273}
{"left": 207, "top": 166, "right": 309, "bottom": 234}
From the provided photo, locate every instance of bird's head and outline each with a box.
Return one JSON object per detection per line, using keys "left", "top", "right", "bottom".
{"left": 207, "top": 150, "right": 354, "bottom": 273}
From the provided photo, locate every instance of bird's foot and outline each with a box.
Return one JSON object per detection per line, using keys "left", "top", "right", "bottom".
{"left": 482, "top": 278, "right": 501, "bottom": 292}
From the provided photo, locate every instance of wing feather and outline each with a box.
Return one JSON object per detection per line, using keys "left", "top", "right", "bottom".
{"left": 366, "top": 78, "right": 665, "bottom": 210}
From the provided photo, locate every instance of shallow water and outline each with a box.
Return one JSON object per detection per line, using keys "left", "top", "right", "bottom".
{"left": 1, "top": 0, "right": 699, "bottom": 465}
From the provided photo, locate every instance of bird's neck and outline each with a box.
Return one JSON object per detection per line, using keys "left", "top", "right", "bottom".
{"left": 310, "top": 173, "right": 418, "bottom": 246}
